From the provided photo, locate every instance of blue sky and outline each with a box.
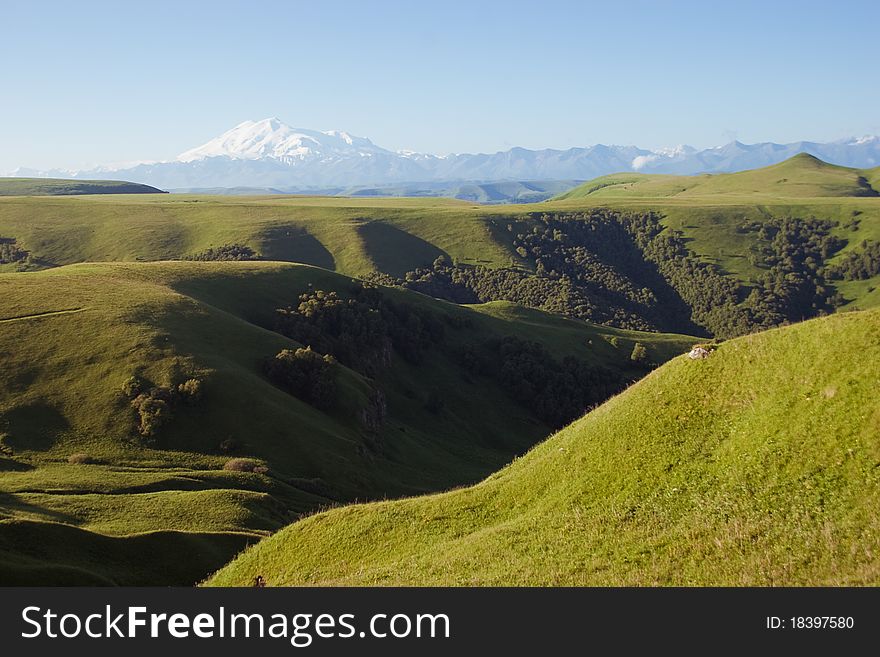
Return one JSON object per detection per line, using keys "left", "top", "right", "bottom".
{"left": 2, "top": 0, "right": 878, "bottom": 170}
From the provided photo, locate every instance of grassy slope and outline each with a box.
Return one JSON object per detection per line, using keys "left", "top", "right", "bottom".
{"left": 208, "top": 308, "right": 880, "bottom": 586}
{"left": 555, "top": 154, "right": 879, "bottom": 200}
{"left": 2, "top": 165, "right": 879, "bottom": 306}
{"left": 0, "top": 195, "right": 511, "bottom": 275}
{"left": 0, "top": 178, "right": 165, "bottom": 196}
{"left": 0, "top": 261, "right": 691, "bottom": 584}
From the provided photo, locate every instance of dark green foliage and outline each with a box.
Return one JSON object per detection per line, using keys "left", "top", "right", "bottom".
{"left": 185, "top": 244, "right": 260, "bottom": 261}
{"left": 274, "top": 284, "right": 445, "bottom": 376}
{"left": 121, "top": 375, "right": 143, "bottom": 398}
{"left": 0, "top": 238, "right": 28, "bottom": 265}
{"left": 827, "top": 240, "right": 880, "bottom": 281}
{"left": 484, "top": 336, "right": 624, "bottom": 429}
{"left": 122, "top": 375, "right": 205, "bottom": 441}
{"left": 741, "top": 217, "right": 844, "bottom": 327}
{"left": 384, "top": 211, "right": 729, "bottom": 335}
{"left": 384, "top": 210, "right": 848, "bottom": 339}
{"left": 265, "top": 347, "right": 338, "bottom": 410}
{"left": 618, "top": 213, "right": 751, "bottom": 338}
{"left": 177, "top": 378, "right": 204, "bottom": 403}
{"left": 130, "top": 393, "right": 172, "bottom": 439}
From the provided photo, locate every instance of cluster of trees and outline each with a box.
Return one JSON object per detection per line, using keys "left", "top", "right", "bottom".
{"left": 740, "top": 217, "right": 844, "bottom": 328}
{"left": 616, "top": 212, "right": 750, "bottom": 338}
{"left": 265, "top": 347, "right": 338, "bottom": 410}
{"left": 379, "top": 210, "right": 852, "bottom": 339}
{"left": 184, "top": 244, "right": 260, "bottom": 261}
{"left": 460, "top": 335, "right": 625, "bottom": 429}
{"left": 382, "top": 212, "right": 727, "bottom": 335}
{"left": 0, "top": 238, "right": 28, "bottom": 265}
{"left": 826, "top": 240, "right": 880, "bottom": 281}
{"left": 121, "top": 375, "right": 204, "bottom": 442}
{"left": 274, "top": 284, "right": 446, "bottom": 377}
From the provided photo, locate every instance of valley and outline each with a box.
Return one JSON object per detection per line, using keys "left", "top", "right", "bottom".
{"left": 0, "top": 153, "right": 878, "bottom": 585}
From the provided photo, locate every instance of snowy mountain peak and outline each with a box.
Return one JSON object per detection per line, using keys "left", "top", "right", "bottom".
{"left": 12, "top": 119, "right": 880, "bottom": 190}
{"left": 177, "top": 118, "right": 385, "bottom": 163}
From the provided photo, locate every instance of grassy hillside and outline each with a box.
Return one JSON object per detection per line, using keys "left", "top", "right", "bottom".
{"left": 555, "top": 154, "right": 880, "bottom": 200}
{"left": 207, "top": 308, "right": 880, "bottom": 586}
{"left": 0, "top": 195, "right": 511, "bottom": 276}
{"left": 0, "top": 177, "right": 165, "bottom": 196}
{"left": 0, "top": 261, "right": 691, "bottom": 584}
{"left": 1, "top": 160, "right": 878, "bottom": 322}
{"left": 867, "top": 165, "right": 880, "bottom": 191}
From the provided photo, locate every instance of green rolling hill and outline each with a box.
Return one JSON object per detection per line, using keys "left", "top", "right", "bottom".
{"left": 0, "top": 177, "right": 165, "bottom": 196}
{"left": 1, "top": 155, "right": 879, "bottom": 586}
{"left": 554, "top": 154, "right": 880, "bottom": 200}
{"left": 0, "top": 260, "right": 691, "bottom": 584}
{"left": 0, "top": 155, "right": 878, "bottom": 324}
{"left": 207, "top": 308, "right": 880, "bottom": 586}
{"left": 867, "top": 165, "right": 880, "bottom": 190}
{"left": 556, "top": 153, "right": 880, "bottom": 200}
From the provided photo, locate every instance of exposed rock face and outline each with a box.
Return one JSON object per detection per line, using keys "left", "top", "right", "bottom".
{"left": 358, "top": 388, "right": 387, "bottom": 434}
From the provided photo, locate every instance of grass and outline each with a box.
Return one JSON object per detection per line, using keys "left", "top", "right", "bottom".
{"left": 1, "top": 155, "right": 878, "bottom": 304}
{"left": 207, "top": 308, "right": 880, "bottom": 586}
{"left": 555, "top": 154, "right": 880, "bottom": 200}
{"left": 0, "top": 177, "right": 165, "bottom": 196}
{"left": 0, "top": 260, "right": 691, "bottom": 584}
{"left": 2, "top": 155, "right": 879, "bottom": 585}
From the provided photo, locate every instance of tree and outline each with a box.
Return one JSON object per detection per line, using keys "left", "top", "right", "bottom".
{"left": 630, "top": 342, "right": 648, "bottom": 364}
{"left": 265, "top": 347, "right": 338, "bottom": 410}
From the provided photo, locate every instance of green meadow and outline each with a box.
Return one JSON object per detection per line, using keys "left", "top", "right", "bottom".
{"left": 0, "top": 153, "right": 878, "bottom": 585}
{"left": 208, "top": 308, "right": 880, "bottom": 586}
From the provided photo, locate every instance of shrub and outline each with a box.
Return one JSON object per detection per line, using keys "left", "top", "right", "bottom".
{"left": 131, "top": 393, "right": 172, "bottom": 437}
{"left": 0, "top": 238, "right": 28, "bottom": 265}
{"left": 67, "top": 453, "right": 95, "bottom": 465}
{"left": 265, "top": 347, "right": 337, "bottom": 410}
{"left": 487, "top": 335, "right": 623, "bottom": 429}
{"left": 121, "top": 375, "right": 143, "bottom": 398}
{"left": 123, "top": 376, "right": 204, "bottom": 441}
{"left": 185, "top": 244, "right": 260, "bottom": 261}
{"left": 177, "top": 378, "right": 204, "bottom": 403}
{"left": 223, "top": 458, "right": 267, "bottom": 473}
{"left": 630, "top": 342, "right": 648, "bottom": 363}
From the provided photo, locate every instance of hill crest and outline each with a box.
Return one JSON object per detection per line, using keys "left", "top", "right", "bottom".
{"left": 555, "top": 153, "right": 880, "bottom": 200}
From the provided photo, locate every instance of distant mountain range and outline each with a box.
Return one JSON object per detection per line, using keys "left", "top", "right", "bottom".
{"left": 8, "top": 117, "right": 880, "bottom": 191}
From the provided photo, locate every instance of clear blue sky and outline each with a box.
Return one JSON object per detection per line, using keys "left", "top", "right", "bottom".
{"left": 2, "top": 0, "right": 878, "bottom": 171}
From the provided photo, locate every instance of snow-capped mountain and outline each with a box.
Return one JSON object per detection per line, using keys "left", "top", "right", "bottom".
{"left": 8, "top": 118, "right": 880, "bottom": 190}
{"left": 176, "top": 118, "right": 393, "bottom": 163}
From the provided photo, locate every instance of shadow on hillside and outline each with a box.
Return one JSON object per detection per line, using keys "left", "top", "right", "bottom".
{"left": 258, "top": 225, "right": 336, "bottom": 270}
{"left": 357, "top": 221, "right": 449, "bottom": 277}
{"left": 0, "top": 493, "right": 78, "bottom": 524}
{"left": 1, "top": 402, "right": 69, "bottom": 452}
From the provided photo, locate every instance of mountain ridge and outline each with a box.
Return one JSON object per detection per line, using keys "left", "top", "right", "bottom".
{"left": 8, "top": 118, "right": 880, "bottom": 189}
